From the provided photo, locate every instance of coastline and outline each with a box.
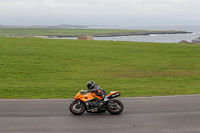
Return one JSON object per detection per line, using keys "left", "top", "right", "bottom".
{"left": 0, "top": 29, "right": 191, "bottom": 39}
{"left": 46, "top": 31, "right": 191, "bottom": 38}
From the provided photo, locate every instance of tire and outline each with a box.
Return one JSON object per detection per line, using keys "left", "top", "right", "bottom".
{"left": 69, "top": 101, "right": 85, "bottom": 115}
{"left": 106, "top": 99, "right": 124, "bottom": 115}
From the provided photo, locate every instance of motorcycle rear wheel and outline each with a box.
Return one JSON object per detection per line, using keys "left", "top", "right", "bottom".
{"left": 107, "top": 99, "right": 124, "bottom": 115}
{"left": 69, "top": 101, "right": 85, "bottom": 115}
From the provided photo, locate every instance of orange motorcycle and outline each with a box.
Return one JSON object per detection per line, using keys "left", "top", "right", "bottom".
{"left": 69, "top": 90, "right": 124, "bottom": 115}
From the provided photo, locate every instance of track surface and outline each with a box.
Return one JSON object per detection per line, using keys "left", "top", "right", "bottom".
{"left": 0, "top": 95, "right": 200, "bottom": 133}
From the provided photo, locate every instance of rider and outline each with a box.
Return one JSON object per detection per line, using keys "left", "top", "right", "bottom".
{"left": 86, "top": 81, "right": 109, "bottom": 103}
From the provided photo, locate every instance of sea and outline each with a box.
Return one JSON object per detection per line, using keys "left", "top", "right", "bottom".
{"left": 56, "top": 25, "right": 200, "bottom": 43}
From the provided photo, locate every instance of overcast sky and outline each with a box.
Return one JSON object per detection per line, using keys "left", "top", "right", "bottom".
{"left": 0, "top": 0, "right": 200, "bottom": 26}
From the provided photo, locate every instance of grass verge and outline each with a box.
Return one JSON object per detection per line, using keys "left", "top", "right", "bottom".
{"left": 0, "top": 37, "right": 200, "bottom": 98}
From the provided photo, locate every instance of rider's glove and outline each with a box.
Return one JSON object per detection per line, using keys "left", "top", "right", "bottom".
{"left": 84, "top": 90, "right": 88, "bottom": 93}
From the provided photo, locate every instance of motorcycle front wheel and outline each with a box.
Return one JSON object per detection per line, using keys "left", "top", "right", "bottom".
{"left": 106, "top": 99, "right": 124, "bottom": 115}
{"left": 69, "top": 101, "right": 85, "bottom": 115}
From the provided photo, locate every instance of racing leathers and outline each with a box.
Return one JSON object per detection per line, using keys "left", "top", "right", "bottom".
{"left": 88, "top": 84, "right": 108, "bottom": 100}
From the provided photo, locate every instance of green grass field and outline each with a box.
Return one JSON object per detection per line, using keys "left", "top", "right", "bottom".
{"left": 0, "top": 37, "right": 200, "bottom": 98}
{"left": 0, "top": 29, "right": 185, "bottom": 37}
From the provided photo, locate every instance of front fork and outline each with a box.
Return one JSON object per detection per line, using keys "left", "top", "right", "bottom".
{"left": 76, "top": 100, "right": 81, "bottom": 105}
{"left": 74, "top": 100, "right": 84, "bottom": 110}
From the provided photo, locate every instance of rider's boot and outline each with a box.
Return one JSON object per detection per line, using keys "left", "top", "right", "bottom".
{"left": 100, "top": 96, "right": 109, "bottom": 107}
{"left": 104, "top": 96, "right": 109, "bottom": 102}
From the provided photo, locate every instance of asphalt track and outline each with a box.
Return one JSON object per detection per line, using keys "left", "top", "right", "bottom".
{"left": 0, "top": 95, "right": 200, "bottom": 133}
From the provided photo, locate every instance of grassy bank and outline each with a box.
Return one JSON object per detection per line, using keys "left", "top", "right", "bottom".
{"left": 0, "top": 29, "right": 188, "bottom": 37}
{"left": 0, "top": 37, "right": 200, "bottom": 98}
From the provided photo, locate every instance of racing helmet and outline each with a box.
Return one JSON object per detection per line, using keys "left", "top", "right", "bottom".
{"left": 87, "top": 81, "right": 95, "bottom": 90}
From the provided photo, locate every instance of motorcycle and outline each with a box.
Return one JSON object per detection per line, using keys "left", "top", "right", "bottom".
{"left": 69, "top": 89, "right": 124, "bottom": 115}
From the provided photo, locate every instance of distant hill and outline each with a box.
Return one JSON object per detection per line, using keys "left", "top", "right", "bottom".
{"left": 0, "top": 24, "right": 87, "bottom": 29}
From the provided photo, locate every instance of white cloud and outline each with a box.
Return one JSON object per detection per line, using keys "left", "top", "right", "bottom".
{"left": 0, "top": 0, "right": 200, "bottom": 25}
